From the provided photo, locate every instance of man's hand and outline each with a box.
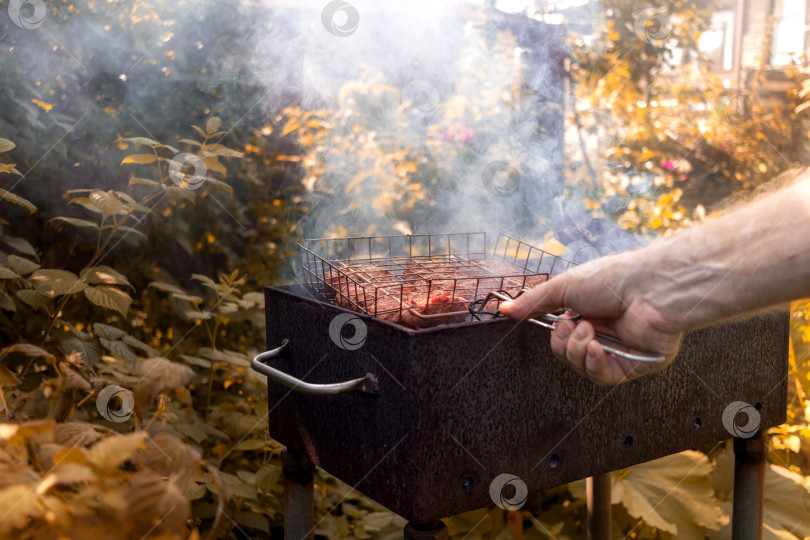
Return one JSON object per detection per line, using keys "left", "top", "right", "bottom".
{"left": 498, "top": 252, "right": 683, "bottom": 386}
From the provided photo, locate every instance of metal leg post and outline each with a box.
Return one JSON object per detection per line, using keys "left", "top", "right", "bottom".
{"left": 732, "top": 433, "right": 768, "bottom": 540}
{"left": 587, "top": 473, "right": 612, "bottom": 540}
{"left": 282, "top": 449, "right": 315, "bottom": 540}
{"left": 404, "top": 520, "right": 449, "bottom": 540}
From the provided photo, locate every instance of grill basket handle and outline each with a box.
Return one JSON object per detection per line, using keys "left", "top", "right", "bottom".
{"left": 251, "top": 339, "right": 379, "bottom": 395}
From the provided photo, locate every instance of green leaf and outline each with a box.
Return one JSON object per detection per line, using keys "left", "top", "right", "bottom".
{"left": 0, "top": 139, "right": 15, "bottom": 153}
{"left": 7, "top": 256, "right": 39, "bottom": 276}
{"left": 81, "top": 266, "right": 132, "bottom": 289}
{"left": 16, "top": 289, "right": 50, "bottom": 309}
{"left": 59, "top": 337, "right": 102, "bottom": 367}
{"left": 49, "top": 216, "right": 100, "bottom": 231}
{"left": 30, "top": 269, "right": 84, "bottom": 296}
{"left": 83, "top": 286, "right": 131, "bottom": 316}
{"left": 191, "top": 125, "right": 207, "bottom": 138}
{"left": 0, "top": 189, "right": 37, "bottom": 214}
{"left": 121, "top": 154, "right": 158, "bottom": 165}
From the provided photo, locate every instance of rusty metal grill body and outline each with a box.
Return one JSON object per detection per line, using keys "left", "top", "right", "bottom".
{"left": 264, "top": 234, "right": 789, "bottom": 522}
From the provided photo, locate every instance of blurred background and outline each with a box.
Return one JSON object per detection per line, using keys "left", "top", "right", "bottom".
{"left": 1, "top": 0, "right": 810, "bottom": 538}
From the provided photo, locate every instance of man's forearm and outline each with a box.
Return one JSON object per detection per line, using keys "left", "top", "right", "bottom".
{"left": 629, "top": 174, "right": 810, "bottom": 331}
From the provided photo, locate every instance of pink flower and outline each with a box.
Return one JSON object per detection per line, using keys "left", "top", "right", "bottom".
{"left": 661, "top": 160, "right": 675, "bottom": 171}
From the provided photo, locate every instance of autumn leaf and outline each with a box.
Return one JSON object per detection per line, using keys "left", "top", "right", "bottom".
{"left": 205, "top": 116, "right": 222, "bottom": 134}
{"left": 30, "top": 269, "right": 84, "bottom": 296}
{"left": 0, "top": 139, "right": 15, "bottom": 153}
{"left": 613, "top": 451, "right": 728, "bottom": 536}
{"left": 139, "top": 357, "right": 195, "bottom": 396}
{"left": 121, "top": 154, "right": 158, "bottom": 165}
{"left": 87, "top": 431, "right": 147, "bottom": 474}
{"left": 0, "top": 343, "right": 55, "bottom": 361}
{"left": 80, "top": 265, "right": 132, "bottom": 289}
{"left": 0, "top": 188, "right": 37, "bottom": 214}
{"left": 7, "top": 255, "right": 40, "bottom": 276}
{"left": 83, "top": 285, "right": 132, "bottom": 316}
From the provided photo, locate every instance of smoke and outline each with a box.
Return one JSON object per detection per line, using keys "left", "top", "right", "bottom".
{"left": 0, "top": 0, "right": 637, "bottom": 272}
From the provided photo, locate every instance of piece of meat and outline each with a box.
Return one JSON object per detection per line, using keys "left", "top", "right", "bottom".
{"left": 323, "top": 259, "right": 549, "bottom": 329}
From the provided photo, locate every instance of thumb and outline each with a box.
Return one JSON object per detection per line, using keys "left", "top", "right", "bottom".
{"left": 499, "top": 276, "right": 567, "bottom": 320}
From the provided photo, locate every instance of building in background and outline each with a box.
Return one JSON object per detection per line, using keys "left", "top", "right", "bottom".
{"left": 701, "top": 0, "right": 807, "bottom": 102}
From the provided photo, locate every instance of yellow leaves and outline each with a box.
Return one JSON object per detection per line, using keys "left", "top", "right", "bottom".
{"left": 31, "top": 98, "right": 53, "bottom": 111}
{"left": 0, "top": 189, "right": 37, "bottom": 214}
{"left": 0, "top": 138, "right": 15, "bottom": 153}
{"left": 121, "top": 153, "right": 158, "bottom": 165}
{"left": 613, "top": 451, "right": 727, "bottom": 536}
{"left": 280, "top": 117, "right": 301, "bottom": 137}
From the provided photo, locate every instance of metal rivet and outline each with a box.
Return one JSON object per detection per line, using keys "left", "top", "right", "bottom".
{"left": 693, "top": 418, "right": 702, "bottom": 430}
{"left": 549, "top": 454, "right": 560, "bottom": 469}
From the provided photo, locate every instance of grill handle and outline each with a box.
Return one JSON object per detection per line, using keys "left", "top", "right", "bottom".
{"left": 528, "top": 316, "right": 667, "bottom": 364}
{"left": 251, "top": 340, "right": 380, "bottom": 395}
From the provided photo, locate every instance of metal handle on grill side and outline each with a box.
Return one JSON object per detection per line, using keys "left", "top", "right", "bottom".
{"left": 251, "top": 340, "right": 380, "bottom": 395}
{"left": 528, "top": 315, "right": 667, "bottom": 364}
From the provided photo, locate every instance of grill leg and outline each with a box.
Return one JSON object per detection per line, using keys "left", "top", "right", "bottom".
{"left": 282, "top": 450, "right": 315, "bottom": 540}
{"left": 586, "top": 473, "right": 612, "bottom": 540}
{"left": 404, "top": 520, "right": 449, "bottom": 540}
{"left": 732, "top": 433, "right": 768, "bottom": 540}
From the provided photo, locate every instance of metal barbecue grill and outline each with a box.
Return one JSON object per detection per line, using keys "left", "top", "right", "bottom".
{"left": 298, "top": 232, "right": 562, "bottom": 327}
{"left": 252, "top": 232, "right": 789, "bottom": 540}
